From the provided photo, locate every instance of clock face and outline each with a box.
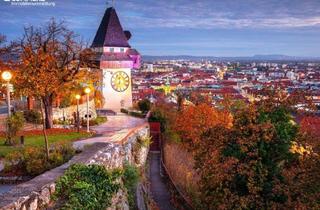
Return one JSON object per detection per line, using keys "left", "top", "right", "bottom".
{"left": 111, "top": 71, "right": 130, "bottom": 92}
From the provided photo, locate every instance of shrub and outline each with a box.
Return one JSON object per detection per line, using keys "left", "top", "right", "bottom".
{"left": 55, "top": 164, "right": 121, "bottom": 210}
{"left": 92, "top": 116, "right": 107, "bottom": 125}
{"left": 121, "top": 108, "right": 129, "bottom": 114}
{"left": 53, "top": 142, "right": 75, "bottom": 161}
{"left": 137, "top": 135, "right": 152, "bottom": 148}
{"left": 3, "top": 143, "right": 75, "bottom": 176}
{"left": 121, "top": 108, "right": 146, "bottom": 118}
{"left": 53, "top": 118, "right": 73, "bottom": 125}
{"left": 129, "top": 111, "right": 145, "bottom": 118}
{"left": 148, "top": 108, "right": 167, "bottom": 132}
{"left": 133, "top": 136, "right": 152, "bottom": 164}
{"left": 24, "top": 147, "right": 48, "bottom": 176}
{"left": 23, "top": 110, "right": 42, "bottom": 124}
{"left": 81, "top": 116, "right": 107, "bottom": 126}
{"left": 5, "top": 112, "right": 25, "bottom": 145}
{"left": 123, "top": 163, "right": 139, "bottom": 209}
{"left": 138, "top": 99, "right": 151, "bottom": 113}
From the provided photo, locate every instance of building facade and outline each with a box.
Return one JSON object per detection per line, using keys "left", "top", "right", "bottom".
{"left": 92, "top": 7, "right": 140, "bottom": 111}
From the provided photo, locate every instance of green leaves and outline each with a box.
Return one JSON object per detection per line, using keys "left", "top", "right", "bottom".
{"left": 122, "top": 163, "right": 139, "bottom": 209}
{"left": 138, "top": 99, "right": 152, "bottom": 113}
{"left": 194, "top": 104, "right": 304, "bottom": 209}
{"left": 55, "top": 164, "right": 121, "bottom": 210}
{"left": 5, "top": 112, "right": 25, "bottom": 145}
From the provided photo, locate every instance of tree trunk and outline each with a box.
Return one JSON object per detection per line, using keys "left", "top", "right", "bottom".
{"left": 40, "top": 99, "right": 49, "bottom": 160}
{"left": 27, "top": 96, "right": 34, "bottom": 110}
{"left": 42, "top": 95, "right": 54, "bottom": 129}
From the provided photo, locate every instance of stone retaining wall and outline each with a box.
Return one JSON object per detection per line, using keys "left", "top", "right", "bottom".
{"left": 52, "top": 100, "right": 97, "bottom": 120}
{"left": 0, "top": 123, "right": 150, "bottom": 210}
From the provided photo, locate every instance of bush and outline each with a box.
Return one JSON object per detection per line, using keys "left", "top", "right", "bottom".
{"left": 138, "top": 99, "right": 151, "bottom": 113}
{"left": 148, "top": 108, "right": 167, "bottom": 132}
{"left": 123, "top": 163, "right": 139, "bottom": 209}
{"left": 133, "top": 136, "right": 152, "bottom": 164}
{"left": 129, "top": 111, "right": 145, "bottom": 118}
{"left": 81, "top": 116, "right": 107, "bottom": 126}
{"left": 92, "top": 116, "right": 107, "bottom": 125}
{"left": 55, "top": 164, "right": 121, "bottom": 210}
{"left": 121, "top": 108, "right": 146, "bottom": 118}
{"left": 5, "top": 112, "right": 25, "bottom": 145}
{"left": 137, "top": 135, "right": 152, "bottom": 148}
{"left": 23, "top": 110, "right": 42, "bottom": 124}
{"left": 3, "top": 142, "right": 75, "bottom": 176}
{"left": 53, "top": 118, "right": 73, "bottom": 125}
{"left": 121, "top": 108, "right": 129, "bottom": 114}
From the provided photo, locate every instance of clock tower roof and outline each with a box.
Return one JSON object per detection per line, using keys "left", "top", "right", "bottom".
{"left": 92, "top": 7, "right": 130, "bottom": 48}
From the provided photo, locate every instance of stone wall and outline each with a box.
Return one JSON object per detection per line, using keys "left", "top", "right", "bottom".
{"left": 0, "top": 123, "right": 150, "bottom": 210}
{"left": 52, "top": 100, "right": 97, "bottom": 121}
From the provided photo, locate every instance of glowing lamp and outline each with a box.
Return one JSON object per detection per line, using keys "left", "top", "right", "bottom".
{"left": 75, "top": 94, "right": 81, "bottom": 100}
{"left": 84, "top": 87, "right": 91, "bottom": 94}
{"left": 2, "top": 71, "right": 12, "bottom": 82}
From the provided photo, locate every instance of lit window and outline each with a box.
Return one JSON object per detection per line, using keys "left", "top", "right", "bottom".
{"left": 110, "top": 48, "right": 114, "bottom": 52}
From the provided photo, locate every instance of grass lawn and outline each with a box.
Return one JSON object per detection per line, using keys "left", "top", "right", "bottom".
{"left": 0, "top": 131, "right": 92, "bottom": 158}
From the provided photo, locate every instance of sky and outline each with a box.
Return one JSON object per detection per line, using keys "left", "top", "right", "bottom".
{"left": 0, "top": 0, "right": 320, "bottom": 57}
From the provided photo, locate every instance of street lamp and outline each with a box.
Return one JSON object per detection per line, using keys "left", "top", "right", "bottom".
{"left": 75, "top": 94, "right": 81, "bottom": 133}
{"left": 84, "top": 87, "right": 91, "bottom": 133}
{"left": 2, "top": 71, "right": 12, "bottom": 116}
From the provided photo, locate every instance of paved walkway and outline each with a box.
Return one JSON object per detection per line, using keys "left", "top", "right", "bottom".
{"left": 73, "top": 115, "right": 146, "bottom": 150}
{"left": 0, "top": 115, "right": 147, "bottom": 195}
{"left": 0, "top": 185, "right": 15, "bottom": 195}
{"left": 150, "top": 152, "right": 176, "bottom": 210}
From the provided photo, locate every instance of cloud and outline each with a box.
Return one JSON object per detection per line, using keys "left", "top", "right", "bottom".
{"left": 117, "top": 0, "right": 320, "bottom": 29}
{"left": 1, "top": 0, "right": 320, "bottom": 35}
{"left": 121, "top": 16, "right": 320, "bottom": 29}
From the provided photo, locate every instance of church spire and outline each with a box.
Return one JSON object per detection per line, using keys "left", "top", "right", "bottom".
{"left": 91, "top": 6, "right": 130, "bottom": 48}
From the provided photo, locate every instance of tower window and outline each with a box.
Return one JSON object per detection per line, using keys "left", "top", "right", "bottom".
{"left": 120, "top": 48, "right": 125, "bottom": 52}
{"left": 110, "top": 48, "right": 115, "bottom": 52}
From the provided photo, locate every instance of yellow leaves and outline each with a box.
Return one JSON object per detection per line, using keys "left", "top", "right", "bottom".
{"left": 290, "top": 141, "right": 313, "bottom": 156}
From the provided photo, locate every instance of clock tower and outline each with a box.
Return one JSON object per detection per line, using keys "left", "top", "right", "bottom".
{"left": 92, "top": 6, "right": 140, "bottom": 112}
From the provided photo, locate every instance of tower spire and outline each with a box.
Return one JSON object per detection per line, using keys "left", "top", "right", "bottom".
{"left": 106, "top": 0, "right": 115, "bottom": 7}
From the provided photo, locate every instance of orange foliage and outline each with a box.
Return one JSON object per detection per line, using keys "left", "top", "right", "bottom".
{"left": 299, "top": 116, "right": 320, "bottom": 153}
{"left": 174, "top": 103, "right": 232, "bottom": 144}
{"left": 300, "top": 116, "right": 320, "bottom": 136}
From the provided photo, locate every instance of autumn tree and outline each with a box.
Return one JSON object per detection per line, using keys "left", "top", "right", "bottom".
{"left": 283, "top": 153, "right": 320, "bottom": 209}
{"left": 174, "top": 103, "right": 232, "bottom": 146}
{"left": 194, "top": 101, "right": 320, "bottom": 209}
{"left": 14, "top": 19, "right": 95, "bottom": 129}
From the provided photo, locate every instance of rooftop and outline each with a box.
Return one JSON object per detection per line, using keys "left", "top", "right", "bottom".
{"left": 91, "top": 7, "right": 130, "bottom": 48}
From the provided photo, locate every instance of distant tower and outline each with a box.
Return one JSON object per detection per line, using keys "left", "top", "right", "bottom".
{"left": 91, "top": 6, "right": 141, "bottom": 112}
{"left": 164, "top": 77, "right": 171, "bottom": 95}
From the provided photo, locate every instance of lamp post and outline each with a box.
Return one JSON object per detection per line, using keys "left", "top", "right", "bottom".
{"left": 84, "top": 87, "right": 91, "bottom": 133}
{"left": 1, "top": 71, "right": 12, "bottom": 116}
{"left": 75, "top": 94, "right": 81, "bottom": 133}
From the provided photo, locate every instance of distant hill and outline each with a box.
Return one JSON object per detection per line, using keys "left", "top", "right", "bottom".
{"left": 142, "top": 54, "right": 320, "bottom": 62}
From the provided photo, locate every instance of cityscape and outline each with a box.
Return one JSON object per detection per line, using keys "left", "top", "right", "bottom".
{"left": 0, "top": 0, "right": 320, "bottom": 210}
